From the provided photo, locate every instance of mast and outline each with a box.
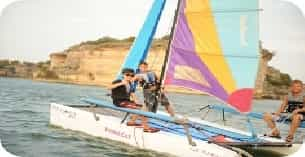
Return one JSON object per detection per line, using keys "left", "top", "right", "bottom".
{"left": 159, "top": 0, "right": 182, "bottom": 85}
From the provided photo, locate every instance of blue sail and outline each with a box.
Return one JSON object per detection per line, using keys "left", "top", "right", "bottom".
{"left": 117, "top": 0, "right": 166, "bottom": 78}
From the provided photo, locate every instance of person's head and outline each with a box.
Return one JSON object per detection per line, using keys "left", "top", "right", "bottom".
{"left": 138, "top": 61, "right": 148, "bottom": 72}
{"left": 121, "top": 68, "right": 135, "bottom": 82}
{"left": 290, "top": 80, "right": 304, "bottom": 94}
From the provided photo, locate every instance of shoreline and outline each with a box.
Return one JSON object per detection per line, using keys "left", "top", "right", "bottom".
{"left": 1, "top": 76, "right": 279, "bottom": 100}
{"left": 33, "top": 78, "right": 107, "bottom": 88}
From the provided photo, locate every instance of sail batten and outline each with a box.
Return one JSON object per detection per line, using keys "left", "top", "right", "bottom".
{"left": 164, "top": 0, "right": 259, "bottom": 113}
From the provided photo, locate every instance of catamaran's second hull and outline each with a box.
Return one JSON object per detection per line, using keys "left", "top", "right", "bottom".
{"left": 49, "top": 103, "right": 240, "bottom": 157}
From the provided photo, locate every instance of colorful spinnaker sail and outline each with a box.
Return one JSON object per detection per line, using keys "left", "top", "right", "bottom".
{"left": 164, "top": 0, "right": 259, "bottom": 113}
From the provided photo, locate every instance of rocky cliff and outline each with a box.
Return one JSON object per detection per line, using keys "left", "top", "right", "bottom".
{"left": 29, "top": 36, "right": 295, "bottom": 98}
{"left": 260, "top": 67, "right": 292, "bottom": 99}
{"left": 0, "top": 60, "right": 38, "bottom": 78}
{"left": 47, "top": 36, "right": 168, "bottom": 87}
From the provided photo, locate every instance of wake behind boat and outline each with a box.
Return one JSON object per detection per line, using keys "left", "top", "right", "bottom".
{"left": 50, "top": 0, "right": 303, "bottom": 156}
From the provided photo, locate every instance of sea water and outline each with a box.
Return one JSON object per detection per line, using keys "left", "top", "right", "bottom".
{"left": 0, "top": 77, "right": 303, "bottom": 157}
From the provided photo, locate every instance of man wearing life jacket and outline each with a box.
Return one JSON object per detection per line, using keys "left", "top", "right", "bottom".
{"left": 134, "top": 61, "right": 175, "bottom": 117}
{"left": 109, "top": 68, "right": 159, "bottom": 133}
{"left": 263, "top": 80, "right": 305, "bottom": 142}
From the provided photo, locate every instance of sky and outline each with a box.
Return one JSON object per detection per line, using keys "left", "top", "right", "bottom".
{"left": 0, "top": 0, "right": 304, "bottom": 81}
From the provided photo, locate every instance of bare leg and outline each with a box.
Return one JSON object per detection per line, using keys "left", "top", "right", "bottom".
{"left": 128, "top": 115, "right": 150, "bottom": 128}
{"left": 263, "top": 113, "right": 280, "bottom": 135}
{"left": 128, "top": 114, "right": 139, "bottom": 123}
{"left": 141, "top": 116, "right": 149, "bottom": 129}
{"left": 165, "top": 105, "right": 175, "bottom": 117}
{"left": 160, "top": 94, "right": 175, "bottom": 117}
{"left": 287, "top": 114, "right": 302, "bottom": 139}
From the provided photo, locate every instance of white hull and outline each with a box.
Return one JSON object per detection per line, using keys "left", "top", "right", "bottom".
{"left": 50, "top": 103, "right": 240, "bottom": 157}
{"left": 49, "top": 103, "right": 301, "bottom": 157}
{"left": 0, "top": 140, "right": 19, "bottom": 157}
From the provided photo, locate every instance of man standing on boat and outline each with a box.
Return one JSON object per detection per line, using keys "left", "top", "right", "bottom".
{"left": 263, "top": 80, "right": 305, "bottom": 142}
{"left": 134, "top": 61, "right": 175, "bottom": 116}
{"left": 109, "top": 68, "right": 159, "bottom": 133}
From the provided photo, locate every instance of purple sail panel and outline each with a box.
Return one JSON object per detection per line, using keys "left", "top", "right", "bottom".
{"left": 164, "top": 0, "right": 228, "bottom": 102}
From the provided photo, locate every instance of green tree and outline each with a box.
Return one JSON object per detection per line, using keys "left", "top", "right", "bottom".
{"left": 11, "top": 60, "right": 20, "bottom": 65}
{"left": 122, "top": 36, "right": 135, "bottom": 42}
{"left": 280, "top": 73, "right": 292, "bottom": 86}
{"left": 161, "top": 35, "right": 170, "bottom": 40}
{"left": 0, "top": 60, "right": 10, "bottom": 68}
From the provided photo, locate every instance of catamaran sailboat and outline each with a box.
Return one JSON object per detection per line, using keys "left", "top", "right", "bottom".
{"left": 50, "top": 0, "right": 303, "bottom": 156}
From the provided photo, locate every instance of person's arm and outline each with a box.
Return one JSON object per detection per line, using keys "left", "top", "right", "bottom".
{"left": 133, "top": 74, "right": 140, "bottom": 81}
{"left": 129, "top": 82, "right": 139, "bottom": 103}
{"left": 154, "top": 72, "right": 163, "bottom": 86}
{"left": 130, "top": 92, "right": 138, "bottom": 103}
{"left": 154, "top": 72, "right": 160, "bottom": 82}
{"left": 275, "top": 96, "right": 288, "bottom": 115}
{"left": 108, "top": 80, "right": 126, "bottom": 90}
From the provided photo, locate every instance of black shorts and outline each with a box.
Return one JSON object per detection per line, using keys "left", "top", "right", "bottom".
{"left": 143, "top": 89, "right": 170, "bottom": 112}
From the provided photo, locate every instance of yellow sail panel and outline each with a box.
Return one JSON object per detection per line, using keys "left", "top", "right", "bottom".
{"left": 185, "top": 0, "right": 236, "bottom": 93}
